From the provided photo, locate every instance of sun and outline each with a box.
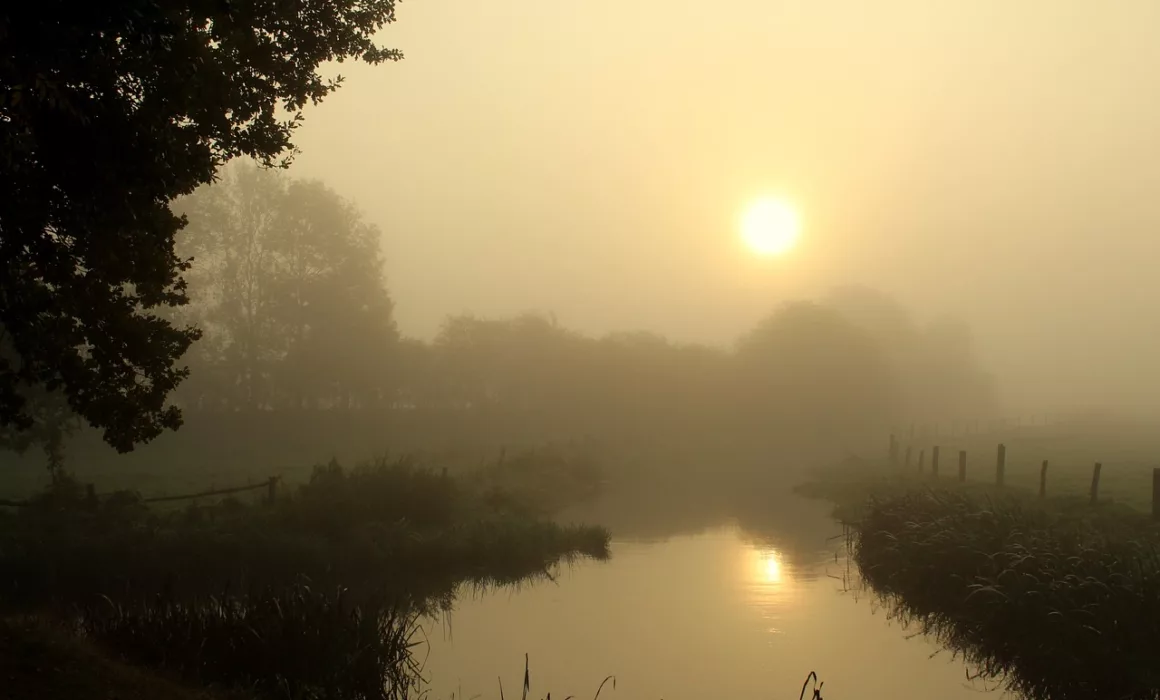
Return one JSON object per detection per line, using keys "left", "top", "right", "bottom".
{"left": 740, "top": 197, "right": 801, "bottom": 256}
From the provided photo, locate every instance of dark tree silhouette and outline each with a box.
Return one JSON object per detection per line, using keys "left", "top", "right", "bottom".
{"left": 734, "top": 301, "right": 901, "bottom": 432}
{"left": 0, "top": 1, "right": 402, "bottom": 450}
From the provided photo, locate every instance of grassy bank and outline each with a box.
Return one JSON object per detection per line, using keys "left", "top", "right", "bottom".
{"left": 823, "top": 481, "right": 1160, "bottom": 699}
{"left": 0, "top": 455, "right": 608, "bottom": 605}
{"left": 855, "top": 490, "right": 1160, "bottom": 699}
{"left": 0, "top": 454, "right": 610, "bottom": 699}
{"left": 795, "top": 456, "right": 1160, "bottom": 699}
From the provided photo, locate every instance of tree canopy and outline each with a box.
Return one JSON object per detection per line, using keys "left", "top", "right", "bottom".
{"left": 0, "top": 1, "right": 401, "bottom": 451}
{"left": 174, "top": 163, "right": 398, "bottom": 411}
{"left": 734, "top": 301, "right": 901, "bottom": 431}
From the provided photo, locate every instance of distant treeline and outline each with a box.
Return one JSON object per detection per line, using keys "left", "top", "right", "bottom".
{"left": 6, "top": 163, "right": 999, "bottom": 469}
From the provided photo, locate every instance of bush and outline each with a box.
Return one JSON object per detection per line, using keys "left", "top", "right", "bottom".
{"left": 279, "top": 457, "right": 463, "bottom": 537}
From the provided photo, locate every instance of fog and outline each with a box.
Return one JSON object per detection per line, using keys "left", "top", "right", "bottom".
{"left": 283, "top": 0, "right": 1160, "bottom": 418}
{"left": 9, "top": 4, "right": 1160, "bottom": 698}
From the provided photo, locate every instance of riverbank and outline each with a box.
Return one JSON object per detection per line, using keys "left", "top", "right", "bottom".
{"left": 798, "top": 463, "right": 1160, "bottom": 699}
{"left": 0, "top": 454, "right": 610, "bottom": 699}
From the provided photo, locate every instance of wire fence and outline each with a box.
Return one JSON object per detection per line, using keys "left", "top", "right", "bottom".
{"left": 0, "top": 476, "right": 279, "bottom": 509}
{"left": 887, "top": 432, "right": 1160, "bottom": 519}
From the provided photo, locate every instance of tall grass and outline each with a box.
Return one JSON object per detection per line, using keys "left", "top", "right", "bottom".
{"left": 486, "top": 654, "right": 617, "bottom": 700}
{"left": 0, "top": 457, "right": 610, "bottom": 606}
{"left": 852, "top": 489, "right": 1160, "bottom": 700}
{"left": 78, "top": 582, "right": 425, "bottom": 700}
{"left": 0, "top": 456, "right": 611, "bottom": 698}
{"left": 282, "top": 456, "right": 464, "bottom": 535}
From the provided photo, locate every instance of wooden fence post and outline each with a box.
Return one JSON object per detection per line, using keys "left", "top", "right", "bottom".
{"left": 958, "top": 451, "right": 967, "bottom": 483}
{"left": 931, "top": 446, "right": 940, "bottom": 478}
{"left": 1153, "top": 468, "right": 1160, "bottom": 521}
{"left": 918, "top": 449, "right": 926, "bottom": 475}
{"left": 1039, "top": 460, "right": 1048, "bottom": 499}
{"left": 996, "top": 443, "right": 1006, "bottom": 487}
{"left": 1089, "top": 463, "right": 1102, "bottom": 506}
{"left": 267, "top": 476, "right": 278, "bottom": 505}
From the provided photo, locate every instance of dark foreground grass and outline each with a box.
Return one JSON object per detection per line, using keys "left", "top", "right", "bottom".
{"left": 0, "top": 615, "right": 243, "bottom": 700}
{"left": 444, "top": 655, "right": 825, "bottom": 700}
{"left": 851, "top": 489, "right": 1160, "bottom": 700}
{"left": 438, "top": 657, "right": 825, "bottom": 700}
{"left": 79, "top": 582, "right": 423, "bottom": 700}
{"left": 0, "top": 456, "right": 610, "bottom": 699}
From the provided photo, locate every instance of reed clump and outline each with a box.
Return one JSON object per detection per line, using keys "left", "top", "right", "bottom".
{"left": 78, "top": 582, "right": 424, "bottom": 700}
{"left": 852, "top": 489, "right": 1160, "bottom": 700}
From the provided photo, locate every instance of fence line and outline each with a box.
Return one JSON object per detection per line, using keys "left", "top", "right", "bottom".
{"left": 140, "top": 478, "right": 277, "bottom": 504}
{"left": 0, "top": 476, "right": 279, "bottom": 509}
{"left": 887, "top": 432, "right": 1160, "bottom": 520}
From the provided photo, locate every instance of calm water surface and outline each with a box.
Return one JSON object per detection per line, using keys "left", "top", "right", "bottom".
{"left": 421, "top": 496, "right": 1005, "bottom": 699}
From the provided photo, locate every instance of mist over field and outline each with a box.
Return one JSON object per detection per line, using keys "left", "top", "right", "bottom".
{"left": 292, "top": 0, "right": 1160, "bottom": 419}
{"left": 3, "top": 2, "right": 1160, "bottom": 699}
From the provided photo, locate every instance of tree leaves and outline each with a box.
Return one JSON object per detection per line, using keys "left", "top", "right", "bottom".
{"left": 0, "top": 0, "right": 401, "bottom": 450}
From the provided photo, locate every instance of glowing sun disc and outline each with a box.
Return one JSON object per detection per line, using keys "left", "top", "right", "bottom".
{"left": 740, "top": 197, "right": 801, "bottom": 256}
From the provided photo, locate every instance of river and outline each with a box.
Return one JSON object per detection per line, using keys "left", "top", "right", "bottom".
{"left": 420, "top": 493, "right": 1008, "bottom": 699}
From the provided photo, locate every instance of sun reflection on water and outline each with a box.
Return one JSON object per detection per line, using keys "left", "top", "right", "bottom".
{"left": 761, "top": 551, "right": 782, "bottom": 584}
{"left": 746, "top": 546, "right": 786, "bottom": 587}
{"left": 741, "top": 544, "right": 799, "bottom": 632}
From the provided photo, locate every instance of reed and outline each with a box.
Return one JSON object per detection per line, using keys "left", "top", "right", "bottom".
{"left": 78, "top": 582, "right": 425, "bottom": 700}
{"left": 851, "top": 490, "right": 1160, "bottom": 699}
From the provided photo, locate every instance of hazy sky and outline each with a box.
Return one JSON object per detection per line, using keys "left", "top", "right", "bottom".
{"left": 291, "top": 0, "right": 1160, "bottom": 414}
